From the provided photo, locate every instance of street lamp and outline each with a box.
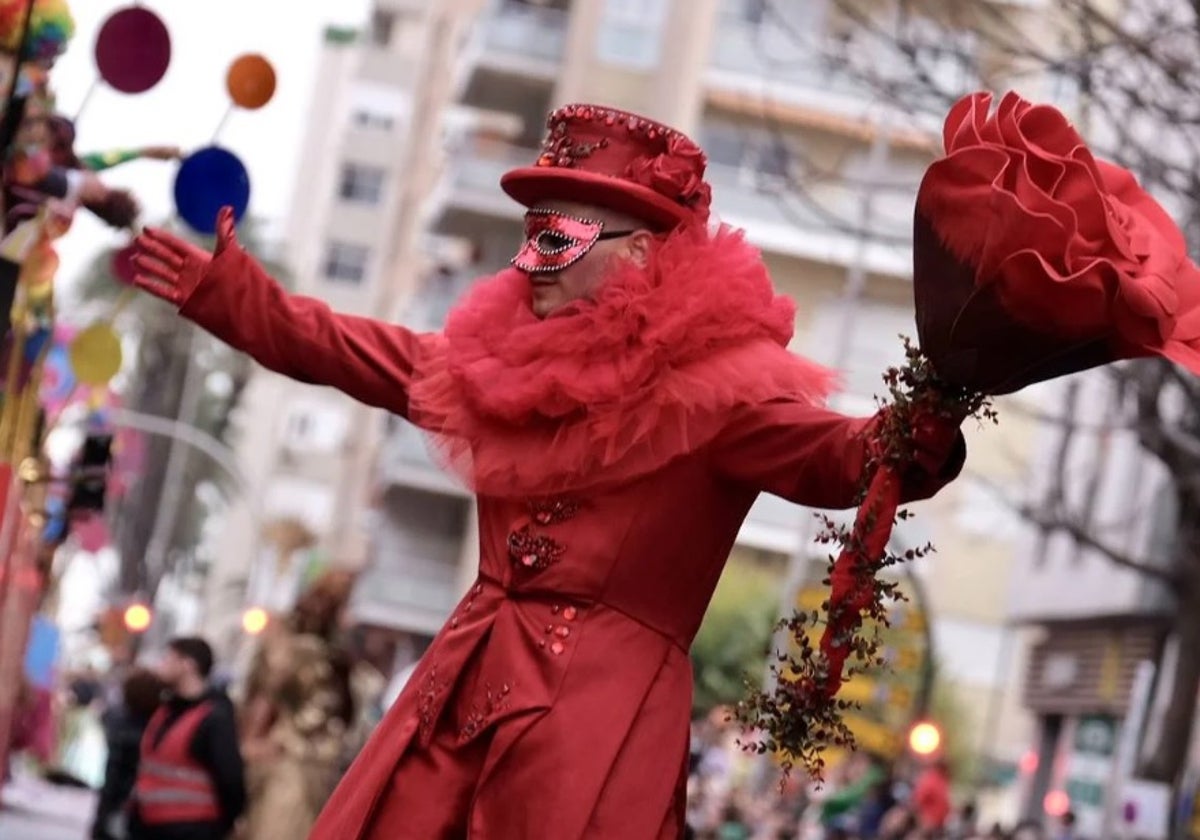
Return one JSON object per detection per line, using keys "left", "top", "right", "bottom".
{"left": 123, "top": 602, "right": 152, "bottom": 633}
{"left": 241, "top": 606, "right": 269, "bottom": 636}
{"left": 909, "top": 721, "right": 943, "bottom": 756}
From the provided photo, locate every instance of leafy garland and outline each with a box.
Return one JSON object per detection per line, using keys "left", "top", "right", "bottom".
{"left": 735, "top": 339, "right": 995, "bottom": 781}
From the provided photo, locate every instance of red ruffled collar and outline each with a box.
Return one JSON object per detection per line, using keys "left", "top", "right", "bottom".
{"left": 410, "top": 223, "right": 833, "bottom": 496}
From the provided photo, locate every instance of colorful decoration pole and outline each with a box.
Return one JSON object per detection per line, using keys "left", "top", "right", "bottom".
{"left": 0, "top": 211, "right": 58, "bottom": 773}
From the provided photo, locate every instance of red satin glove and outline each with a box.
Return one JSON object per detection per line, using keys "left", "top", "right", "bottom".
{"left": 132, "top": 206, "right": 239, "bottom": 306}
{"left": 864, "top": 402, "right": 967, "bottom": 501}
{"left": 908, "top": 406, "right": 966, "bottom": 478}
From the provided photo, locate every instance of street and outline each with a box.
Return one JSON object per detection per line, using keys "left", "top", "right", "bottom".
{"left": 0, "top": 775, "right": 94, "bottom": 840}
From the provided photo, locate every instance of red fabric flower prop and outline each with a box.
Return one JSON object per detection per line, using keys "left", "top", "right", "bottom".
{"left": 915, "top": 91, "right": 1200, "bottom": 393}
{"left": 834, "top": 92, "right": 1200, "bottom": 719}
{"left": 625, "top": 135, "right": 712, "bottom": 218}
{"left": 744, "top": 92, "right": 1200, "bottom": 778}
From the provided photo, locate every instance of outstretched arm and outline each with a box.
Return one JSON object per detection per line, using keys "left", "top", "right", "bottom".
{"left": 709, "top": 398, "right": 965, "bottom": 508}
{"left": 133, "top": 207, "right": 430, "bottom": 420}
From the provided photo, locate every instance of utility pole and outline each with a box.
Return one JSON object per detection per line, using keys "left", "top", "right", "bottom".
{"left": 141, "top": 328, "right": 205, "bottom": 602}
{"left": 329, "top": 0, "right": 487, "bottom": 569}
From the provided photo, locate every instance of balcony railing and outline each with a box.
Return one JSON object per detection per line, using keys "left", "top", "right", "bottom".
{"left": 447, "top": 142, "right": 537, "bottom": 216}
{"left": 480, "top": 1, "right": 568, "bottom": 66}
{"left": 406, "top": 266, "right": 478, "bottom": 331}
{"left": 442, "top": 143, "right": 914, "bottom": 272}
{"left": 350, "top": 557, "right": 460, "bottom": 632}
{"left": 457, "top": 141, "right": 534, "bottom": 185}
{"left": 708, "top": 17, "right": 978, "bottom": 109}
{"left": 709, "top": 19, "right": 872, "bottom": 102}
{"left": 358, "top": 48, "right": 419, "bottom": 88}
{"left": 351, "top": 483, "right": 468, "bottom": 631}
{"left": 706, "top": 163, "right": 915, "bottom": 245}
{"left": 378, "top": 422, "right": 466, "bottom": 496}
{"left": 449, "top": 146, "right": 915, "bottom": 239}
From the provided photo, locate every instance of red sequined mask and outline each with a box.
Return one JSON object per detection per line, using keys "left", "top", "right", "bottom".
{"left": 512, "top": 209, "right": 635, "bottom": 274}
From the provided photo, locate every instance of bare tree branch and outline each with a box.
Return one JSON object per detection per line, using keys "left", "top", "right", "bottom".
{"left": 1020, "top": 505, "right": 1181, "bottom": 588}
{"left": 1166, "top": 362, "right": 1200, "bottom": 405}
{"left": 969, "top": 470, "right": 1182, "bottom": 589}
{"left": 999, "top": 396, "right": 1135, "bottom": 433}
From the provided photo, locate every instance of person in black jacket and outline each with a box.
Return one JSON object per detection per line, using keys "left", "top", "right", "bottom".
{"left": 91, "top": 668, "right": 166, "bottom": 840}
{"left": 128, "top": 637, "right": 246, "bottom": 840}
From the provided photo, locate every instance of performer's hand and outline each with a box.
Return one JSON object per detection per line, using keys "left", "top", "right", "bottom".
{"left": 908, "top": 405, "right": 966, "bottom": 477}
{"left": 132, "top": 206, "right": 239, "bottom": 306}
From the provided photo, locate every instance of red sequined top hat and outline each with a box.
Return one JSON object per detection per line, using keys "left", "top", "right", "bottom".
{"left": 501, "top": 104, "right": 713, "bottom": 231}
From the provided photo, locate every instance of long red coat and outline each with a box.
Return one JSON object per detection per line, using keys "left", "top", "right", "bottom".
{"left": 179, "top": 249, "right": 963, "bottom": 838}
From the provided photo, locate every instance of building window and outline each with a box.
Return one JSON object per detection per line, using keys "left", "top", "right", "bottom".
{"left": 339, "top": 163, "right": 386, "bottom": 204}
{"left": 700, "top": 121, "right": 792, "bottom": 188}
{"left": 369, "top": 10, "right": 396, "bottom": 47}
{"left": 730, "top": 0, "right": 768, "bottom": 23}
{"left": 352, "top": 109, "right": 395, "bottom": 131}
{"left": 282, "top": 401, "right": 350, "bottom": 452}
{"left": 804, "top": 300, "right": 915, "bottom": 414}
{"left": 595, "top": 0, "right": 668, "bottom": 70}
{"left": 411, "top": 266, "right": 472, "bottom": 330}
{"left": 323, "top": 241, "right": 370, "bottom": 284}
{"left": 285, "top": 410, "right": 313, "bottom": 445}
{"left": 350, "top": 81, "right": 407, "bottom": 132}
{"left": 753, "top": 136, "right": 791, "bottom": 182}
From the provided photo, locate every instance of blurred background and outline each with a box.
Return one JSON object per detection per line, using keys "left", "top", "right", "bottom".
{"left": 3, "top": 1, "right": 1200, "bottom": 838}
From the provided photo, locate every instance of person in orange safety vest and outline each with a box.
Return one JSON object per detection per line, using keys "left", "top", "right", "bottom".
{"left": 129, "top": 637, "right": 246, "bottom": 840}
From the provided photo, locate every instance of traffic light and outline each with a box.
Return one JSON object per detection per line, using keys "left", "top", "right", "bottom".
{"left": 68, "top": 433, "right": 113, "bottom": 513}
{"left": 908, "top": 721, "right": 942, "bottom": 756}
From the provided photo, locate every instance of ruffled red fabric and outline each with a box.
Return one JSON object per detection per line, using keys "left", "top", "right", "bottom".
{"left": 916, "top": 91, "right": 1200, "bottom": 383}
{"left": 410, "top": 224, "right": 834, "bottom": 496}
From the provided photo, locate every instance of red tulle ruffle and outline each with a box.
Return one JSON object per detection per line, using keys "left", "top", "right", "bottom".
{"left": 410, "top": 224, "right": 834, "bottom": 496}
